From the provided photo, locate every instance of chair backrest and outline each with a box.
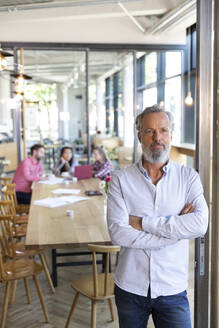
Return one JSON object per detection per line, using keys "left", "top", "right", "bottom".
{"left": 1, "top": 185, "right": 18, "bottom": 214}
{"left": 88, "top": 244, "right": 120, "bottom": 298}
{"left": 0, "top": 177, "right": 12, "bottom": 187}
{"left": 0, "top": 251, "right": 7, "bottom": 282}
{"left": 0, "top": 201, "right": 17, "bottom": 258}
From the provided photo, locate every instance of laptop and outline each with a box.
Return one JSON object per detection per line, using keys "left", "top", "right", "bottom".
{"left": 74, "top": 164, "right": 93, "bottom": 180}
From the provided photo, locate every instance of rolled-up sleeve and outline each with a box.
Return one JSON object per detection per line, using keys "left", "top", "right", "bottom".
{"left": 107, "top": 173, "right": 179, "bottom": 250}
{"left": 142, "top": 170, "right": 209, "bottom": 240}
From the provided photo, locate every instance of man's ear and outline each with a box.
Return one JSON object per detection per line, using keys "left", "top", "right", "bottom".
{"left": 138, "top": 131, "right": 142, "bottom": 144}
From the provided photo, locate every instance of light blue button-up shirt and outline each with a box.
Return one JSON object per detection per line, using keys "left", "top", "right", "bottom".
{"left": 107, "top": 159, "right": 208, "bottom": 298}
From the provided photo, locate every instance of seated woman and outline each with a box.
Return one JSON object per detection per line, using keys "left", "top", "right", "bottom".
{"left": 92, "top": 146, "right": 113, "bottom": 180}
{"left": 52, "top": 147, "right": 78, "bottom": 176}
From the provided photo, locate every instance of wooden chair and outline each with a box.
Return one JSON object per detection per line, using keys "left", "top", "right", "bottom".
{"left": 0, "top": 202, "right": 55, "bottom": 295}
{"left": 0, "top": 236, "right": 49, "bottom": 328}
{"left": 2, "top": 183, "right": 30, "bottom": 216}
{"left": 0, "top": 199, "right": 27, "bottom": 238}
{"left": 0, "top": 177, "right": 12, "bottom": 187}
{"left": 65, "top": 244, "right": 120, "bottom": 328}
{"left": 1, "top": 185, "right": 29, "bottom": 225}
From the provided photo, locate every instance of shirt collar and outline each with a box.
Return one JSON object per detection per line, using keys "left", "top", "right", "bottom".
{"left": 137, "top": 156, "right": 171, "bottom": 179}
{"left": 29, "top": 156, "right": 40, "bottom": 165}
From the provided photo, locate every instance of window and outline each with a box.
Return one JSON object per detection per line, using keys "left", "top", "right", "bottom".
{"left": 145, "top": 52, "right": 157, "bottom": 85}
{"left": 143, "top": 88, "right": 157, "bottom": 108}
{"left": 166, "top": 52, "right": 181, "bottom": 78}
{"left": 165, "top": 76, "right": 181, "bottom": 143}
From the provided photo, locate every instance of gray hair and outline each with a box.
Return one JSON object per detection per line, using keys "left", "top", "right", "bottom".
{"left": 135, "top": 104, "right": 174, "bottom": 132}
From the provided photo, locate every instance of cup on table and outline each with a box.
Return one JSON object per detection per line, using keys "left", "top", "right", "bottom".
{"left": 66, "top": 210, "right": 74, "bottom": 218}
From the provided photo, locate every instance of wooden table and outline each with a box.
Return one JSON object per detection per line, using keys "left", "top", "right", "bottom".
{"left": 25, "top": 178, "right": 111, "bottom": 285}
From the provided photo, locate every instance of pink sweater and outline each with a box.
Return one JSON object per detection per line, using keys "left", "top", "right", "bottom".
{"left": 13, "top": 157, "right": 43, "bottom": 193}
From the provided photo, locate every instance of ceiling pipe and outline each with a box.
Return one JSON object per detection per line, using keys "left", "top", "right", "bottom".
{"left": 0, "top": 0, "right": 142, "bottom": 13}
{"left": 118, "top": 1, "right": 145, "bottom": 33}
{"left": 147, "top": 0, "right": 196, "bottom": 34}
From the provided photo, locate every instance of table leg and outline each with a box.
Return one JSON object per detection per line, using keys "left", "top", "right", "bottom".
{"left": 51, "top": 249, "right": 57, "bottom": 287}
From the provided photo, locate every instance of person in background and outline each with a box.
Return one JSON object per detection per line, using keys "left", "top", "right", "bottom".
{"left": 13, "top": 144, "right": 45, "bottom": 205}
{"left": 92, "top": 146, "right": 113, "bottom": 180}
{"left": 52, "top": 146, "right": 78, "bottom": 176}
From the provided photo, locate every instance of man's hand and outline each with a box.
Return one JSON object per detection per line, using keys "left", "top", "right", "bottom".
{"left": 129, "top": 215, "right": 143, "bottom": 231}
{"left": 180, "top": 203, "right": 195, "bottom": 215}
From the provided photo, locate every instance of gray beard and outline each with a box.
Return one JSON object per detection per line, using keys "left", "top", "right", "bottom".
{"left": 142, "top": 143, "right": 171, "bottom": 164}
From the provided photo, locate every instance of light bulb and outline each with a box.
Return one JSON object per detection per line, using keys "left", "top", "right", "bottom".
{"left": 0, "top": 54, "right": 7, "bottom": 71}
{"left": 15, "top": 74, "right": 26, "bottom": 93}
{"left": 15, "top": 93, "right": 23, "bottom": 102}
{"left": 185, "top": 91, "right": 193, "bottom": 106}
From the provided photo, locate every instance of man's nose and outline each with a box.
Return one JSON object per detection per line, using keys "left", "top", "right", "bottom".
{"left": 152, "top": 130, "right": 160, "bottom": 142}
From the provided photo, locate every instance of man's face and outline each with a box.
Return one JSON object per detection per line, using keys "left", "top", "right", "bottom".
{"left": 33, "top": 147, "right": 45, "bottom": 161}
{"left": 138, "top": 112, "right": 172, "bottom": 164}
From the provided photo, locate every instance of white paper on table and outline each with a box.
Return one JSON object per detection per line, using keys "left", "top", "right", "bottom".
{"left": 51, "top": 188, "right": 80, "bottom": 195}
{"left": 38, "top": 177, "right": 65, "bottom": 185}
{"left": 33, "top": 195, "right": 90, "bottom": 208}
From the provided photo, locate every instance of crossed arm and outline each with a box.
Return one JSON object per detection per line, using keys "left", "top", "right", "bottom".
{"left": 130, "top": 203, "right": 195, "bottom": 231}
{"left": 107, "top": 172, "right": 208, "bottom": 250}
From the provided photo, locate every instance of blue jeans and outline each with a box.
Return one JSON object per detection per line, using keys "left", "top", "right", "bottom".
{"left": 114, "top": 285, "right": 191, "bottom": 328}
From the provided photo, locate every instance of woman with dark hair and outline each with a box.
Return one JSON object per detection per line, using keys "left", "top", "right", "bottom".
{"left": 52, "top": 147, "right": 78, "bottom": 175}
{"left": 92, "top": 146, "right": 113, "bottom": 180}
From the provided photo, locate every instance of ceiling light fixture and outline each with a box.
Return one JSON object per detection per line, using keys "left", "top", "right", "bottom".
{"left": 185, "top": 26, "right": 193, "bottom": 106}
{"left": 0, "top": 49, "right": 13, "bottom": 71}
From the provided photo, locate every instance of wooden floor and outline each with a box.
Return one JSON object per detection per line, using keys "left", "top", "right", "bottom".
{"left": 0, "top": 243, "right": 195, "bottom": 328}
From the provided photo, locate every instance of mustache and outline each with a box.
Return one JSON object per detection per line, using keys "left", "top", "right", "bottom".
{"left": 150, "top": 142, "right": 165, "bottom": 147}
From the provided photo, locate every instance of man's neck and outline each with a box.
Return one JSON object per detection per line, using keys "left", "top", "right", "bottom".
{"left": 142, "top": 158, "right": 167, "bottom": 184}
{"left": 31, "top": 155, "right": 38, "bottom": 164}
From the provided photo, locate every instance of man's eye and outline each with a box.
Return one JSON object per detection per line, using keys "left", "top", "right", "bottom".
{"left": 145, "top": 129, "right": 153, "bottom": 134}
{"left": 161, "top": 128, "right": 169, "bottom": 133}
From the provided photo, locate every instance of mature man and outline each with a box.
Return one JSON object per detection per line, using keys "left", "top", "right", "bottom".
{"left": 107, "top": 105, "right": 208, "bottom": 328}
{"left": 13, "top": 144, "right": 45, "bottom": 204}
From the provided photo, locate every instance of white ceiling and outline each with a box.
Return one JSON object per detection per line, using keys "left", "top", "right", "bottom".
{"left": 0, "top": 1, "right": 196, "bottom": 87}
{"left": 0, "top": 0, "right": 196, "bottom": 44}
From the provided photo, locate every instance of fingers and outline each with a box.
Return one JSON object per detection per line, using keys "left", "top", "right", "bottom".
{"left": 180, "top": 203, "right": 195, "bottom": 215}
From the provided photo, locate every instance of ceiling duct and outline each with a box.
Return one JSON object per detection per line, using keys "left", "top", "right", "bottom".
{"left": 0, "top": 0, "right": 142, "bottom": 12}
{"left": 147, "top": 0, "right": 196, "bottom": 34}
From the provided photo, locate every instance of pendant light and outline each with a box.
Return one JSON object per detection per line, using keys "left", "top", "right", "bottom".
{"left": 185, "top": 26, "right": 194, "bottom": 106}
{"left": 0, "top": 49, "right": 13, "bottom": 71}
